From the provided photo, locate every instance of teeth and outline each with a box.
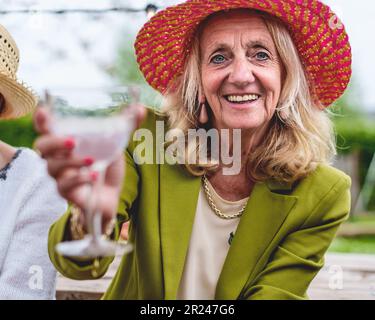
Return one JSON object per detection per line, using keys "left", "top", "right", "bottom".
{"left": 227, "top": 94, "right": 259, "bottom": 102}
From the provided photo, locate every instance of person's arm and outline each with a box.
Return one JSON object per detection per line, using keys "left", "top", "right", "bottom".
{"left": 0, "top": 171, "right": 67, "bottom": 299}
{"left": 48, "top": 146, "right": 140, "bottom": 280}
{"left": 243, "top": 176, "right": 351, "bottom": 300}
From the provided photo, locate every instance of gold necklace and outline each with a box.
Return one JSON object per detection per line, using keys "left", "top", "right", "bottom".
{"left": 202, "top": 175, "right": 248, "bottom": 220}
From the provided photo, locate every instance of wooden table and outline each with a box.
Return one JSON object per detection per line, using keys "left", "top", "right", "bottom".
{"left": 56, "top": 253, "right": 375, "bottom": 300}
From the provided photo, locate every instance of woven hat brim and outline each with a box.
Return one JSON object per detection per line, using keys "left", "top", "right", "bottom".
{"left": 0, "top": 73, "right": 38, "bottom": 119}
{"left": 135, "top": 0, "right": 352, "bottom": 108}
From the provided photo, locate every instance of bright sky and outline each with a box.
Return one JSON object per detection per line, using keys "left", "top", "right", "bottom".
{"left": 0, "top": 0, "right": 374, "bottom": 111}
{"left": 322, "top": 0, "right": 375, "bottom": 111}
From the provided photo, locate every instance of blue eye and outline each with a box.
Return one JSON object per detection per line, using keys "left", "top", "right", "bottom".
{"left": 211, "top": 54, "right": 226, "bottom": 64}
{"left": 256, "top": 51, "right": 270, "bottom": 61}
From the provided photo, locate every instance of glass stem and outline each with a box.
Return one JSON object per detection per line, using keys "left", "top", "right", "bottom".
{"left": 87, "top": 162, "right": 107, "bottom": 244}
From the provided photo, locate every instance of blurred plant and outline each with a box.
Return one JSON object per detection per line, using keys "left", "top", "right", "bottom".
{"left": 0, "top": 115, "right": 36, "bottom": 148}
{"left": 331, "top": 80, "right": 375, "bottom": 155}
{"left": 111, "top": 33, "right": 162, "bottom": 109}
{"left": 331, "top": 79, "right": 375, "bottom": 212}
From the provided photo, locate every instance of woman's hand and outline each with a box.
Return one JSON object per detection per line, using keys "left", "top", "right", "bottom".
{"left": 33, "top": 104, "right": 147, "bottom": 230}
{"left": 120, "top": 221, "right": 130, "bottom": 241}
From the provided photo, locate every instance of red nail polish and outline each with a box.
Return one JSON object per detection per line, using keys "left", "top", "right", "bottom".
{"left": 84, "top": 157, "right": 94, "bottom": 166}
{"left": 64, "top": 138, "right": 75, "bottom": 149}
{"left": 90, "top": 171, "right": 99, "bottom": 182}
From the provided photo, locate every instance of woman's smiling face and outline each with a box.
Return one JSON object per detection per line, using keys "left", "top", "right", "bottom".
{"left": 200, "top": 10, "right": 283, "bottom": 131}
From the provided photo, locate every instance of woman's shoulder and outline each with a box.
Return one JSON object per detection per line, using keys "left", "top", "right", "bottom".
{"left": 0, "top": 147, "right": 66, "bottom": 232}
{"left": 303, "top": 163, "right": 351, "bottom": 191}
{"left": 0, "top": 148, "right": 38, "bottom": 181}
{"left": 9, "top": 148, "right": 66, "bottom": 213}
{"left": 4, "top": 147, "right": 55, "bottom": 191}
{"left": 127, "top": 107, "right": 166, "bottom": 151}
{"left": 12, "top": 148, "right": 47, "bottom": 174}
{"left": 17, "top": 147, "right": 44, "bottom": 161}
{"left": 267, "top": 163, "right": 350, "bottom": 207}
{"left": 286, "top": 163, "right": 352, "bottom": 230}
{"left": 138, "top": 107, "right": 166, "bottom": 130}
{"left": 290, "top": 163, "right": 351, "bottom": 208}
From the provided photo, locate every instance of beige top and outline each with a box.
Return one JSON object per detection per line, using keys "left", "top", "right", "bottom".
{"left": 177, "top": 178, "right": 249, "bottom": 300}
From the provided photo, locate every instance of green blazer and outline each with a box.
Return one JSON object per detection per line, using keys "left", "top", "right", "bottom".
{"left": 48, "top": 112, "right": 351, "bottom": 300}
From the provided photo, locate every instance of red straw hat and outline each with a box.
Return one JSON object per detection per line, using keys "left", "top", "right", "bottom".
{"left": 135, "top": 0, "right": 352, "bottom": 108}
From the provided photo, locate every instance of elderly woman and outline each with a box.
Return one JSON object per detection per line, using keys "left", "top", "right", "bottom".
{"left": 0, "top": 24, "right": 66, "bottom": 299}
{"left": 35, "top": 0, "right": 352, "bottom": 300}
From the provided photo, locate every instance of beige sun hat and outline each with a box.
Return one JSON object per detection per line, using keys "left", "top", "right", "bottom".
{"left": 0, "top": 24, "right": 37, "bottom": 119}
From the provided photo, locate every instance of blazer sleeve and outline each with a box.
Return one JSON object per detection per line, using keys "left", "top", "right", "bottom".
{"left": 244, "top": 175, "right": 351, "bottom": 300}
{"left": 48, "top": 145, "right": 140, "bottom": 280}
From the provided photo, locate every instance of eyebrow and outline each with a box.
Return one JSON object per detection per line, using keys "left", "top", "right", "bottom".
{"left": 206, "top": 38, "right": 273, "bottom": 55}
{"left": 246, "top": 39, "right": 272, "bottom": 50}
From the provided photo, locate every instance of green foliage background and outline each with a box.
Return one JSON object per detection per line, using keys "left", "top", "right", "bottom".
{"left": 0, "top": 115, "right": 37, "bottom": 148}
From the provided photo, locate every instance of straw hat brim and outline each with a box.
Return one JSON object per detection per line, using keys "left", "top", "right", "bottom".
{"left": 135, "top": 0, "right": 352, "bottom": 108}
{"left": 0, "top": 72, "right": 37, "bottom": 119}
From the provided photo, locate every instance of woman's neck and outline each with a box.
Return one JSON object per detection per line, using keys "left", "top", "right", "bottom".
{"left": 206, "top": 167, "right": 254, "bottom": 201}
{"left": 205, "top": 123, "right": 270, "bottom": 201}
{"left": 0, "top": 141, "right": 16, "bottom": 170}
{"left": 212, "top": 122, "right": 269, "bottom": 173}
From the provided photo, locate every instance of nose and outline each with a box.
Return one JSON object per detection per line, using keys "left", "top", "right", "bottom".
{"left": 227, "top": 57, "right": 255, "bottom": 87}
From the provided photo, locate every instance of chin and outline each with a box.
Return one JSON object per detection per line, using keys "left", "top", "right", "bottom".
{"left": 222, "top": 114, "right": 267, "bottom": 130}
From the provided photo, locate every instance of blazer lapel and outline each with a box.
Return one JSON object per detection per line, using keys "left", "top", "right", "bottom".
{"left": 215, "top": 182, "right": 298, "bottom": 299}
{"left": 159, "top": 162, "right": 201, "bottom": 299}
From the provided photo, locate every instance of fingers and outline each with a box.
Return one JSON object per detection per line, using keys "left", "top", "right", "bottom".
{"left": 135, "top": 104, "right": 148, "bottom": 128}
{"left": 33, "top": 107, "right": 51, "bottom": 135}
{"left": 34, "top": 135, "right": 75, "bottom": 159}
{"left": 47, "top": 156, "right": 94, "bottom": 179}
{"left": 120, "top": 221, "right": 130, "bottom": 241}
{"left": 57, "top": 169, "right": 96, "bottom": 198}
{"left": 105, "top": 153, "right": 125, "bottom": 188}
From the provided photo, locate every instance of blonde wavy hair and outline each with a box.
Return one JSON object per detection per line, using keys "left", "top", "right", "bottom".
{"left": 161, "top": 9, "right": 336, "bottom": 184}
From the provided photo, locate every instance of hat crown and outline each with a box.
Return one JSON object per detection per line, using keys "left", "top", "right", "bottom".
{"left": 0, "top": 24, "right": 20, "bottom": 79}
